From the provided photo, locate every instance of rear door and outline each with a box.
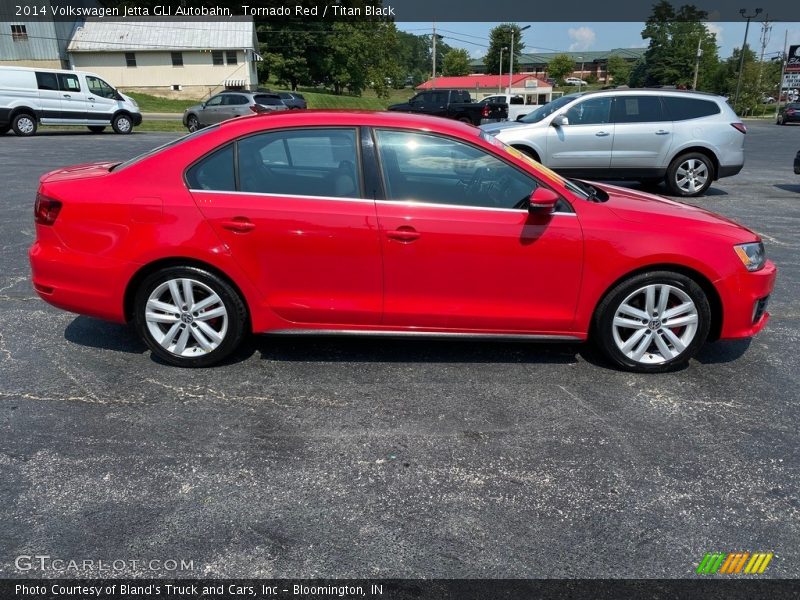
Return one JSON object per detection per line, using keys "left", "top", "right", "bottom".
{"left": 57, "top": 72, "right": 88, "bottom": 124}
{"left": 189, "top": 127, "right": 383, "bottom": 326}
{"left": 545, "top": 95, "right": 613, "bottom": 171}
{"left": 220, "top": 93, "right": 252, "bottom": 120}
{"left": 610, "top": 95, "right": 673, "bottom": 170}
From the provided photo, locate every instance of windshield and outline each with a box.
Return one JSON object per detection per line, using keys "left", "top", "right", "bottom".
{"left": 479, "top": 131, "right": 590, "bottom": 200}
{"left": 112, "top": 125, "right": 220, "bottom": 171}
{"left": 518, "top": 93, "right": 583, "bottom": 123}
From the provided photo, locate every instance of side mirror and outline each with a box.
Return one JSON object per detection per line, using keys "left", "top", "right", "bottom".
{"left": 201, "top": 102, "right": 207, "bottom": 109}
{"left": 551, "top": 115, "right": 569, "bottom": 127}
{"left": 528, "top": 187, "right": 560, "bottom": 214}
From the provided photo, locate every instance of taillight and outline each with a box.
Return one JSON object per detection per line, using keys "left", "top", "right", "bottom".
{"left": 731, "top": 122, "right": 747, "bottom": 134}
{"left": 787, "top": 108, "right": 796, "bottom": 115}
{"left": 482, "top": 104, "right": 490, "bottom": 118}
{"left": 34, "top": 193, "right": 62, "bottom": 225}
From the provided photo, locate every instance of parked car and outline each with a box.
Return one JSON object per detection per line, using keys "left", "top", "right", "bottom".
{"left": 29, "top": 111, "right": 775, "bottom": 372}
{"left": 481, "top": 89, "right": 746, "bottom": 197}
{"left": 776, "top": 102, "right": 800, "bottom": 125}
{"left": 388, "top": 89, "right": 507, "bottom": 125}
{"left": 182, "top": 91, "right": 287, "bottom": 131}
{"left": 794, "top": 149, "right": 800, "bottom": 174}
{"left": 0, "top": 65, "right": 141, "bottom": 136}
{"left": 479, "top": 94, "right": 529, "bottom": 122}
{"left": 277, "top": 91, "right": 307, "bottom": 109}
{"left": 565, "top": 77, "right": 589, "bottom": 86}
{"left": 761, "top": 95, "right": 776, "bottom": 104}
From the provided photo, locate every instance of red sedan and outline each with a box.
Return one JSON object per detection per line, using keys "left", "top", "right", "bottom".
{"left": 29, "top": 111, "right": 776, "bottom": 372}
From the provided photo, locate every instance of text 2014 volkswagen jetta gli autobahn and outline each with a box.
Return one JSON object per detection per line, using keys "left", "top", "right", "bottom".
{"left": 29, "top": 112, "right": 776, "bottom": 372}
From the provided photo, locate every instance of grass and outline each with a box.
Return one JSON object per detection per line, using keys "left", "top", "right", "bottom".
{"left": 125, "top": 92, "right": 198, "bottom": 113}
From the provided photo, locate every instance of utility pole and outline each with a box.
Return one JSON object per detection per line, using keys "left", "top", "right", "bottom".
{"left": 431, "top": 22, "right": 437, "bottom": 89}
{"left": 734, "top": 8, "right": 763, "bottom": 111}
{"left": 508, "top": 25, "right": 531, "bottom": 96}
{"left": 757, "top": 14, "right": 772, "bottom": 91}
{"left": 499, "top": 47, "right": 507, "bottom": 93}
{"left": 775, "top": 29, "right": 788, "bottom": 120}
{"left": 692, "top": 36, "right": 702, "bottom": 90}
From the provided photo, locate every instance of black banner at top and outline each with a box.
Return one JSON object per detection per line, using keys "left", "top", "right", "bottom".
{"left": 3, "top": 0, "right": 800, "bottom": 22}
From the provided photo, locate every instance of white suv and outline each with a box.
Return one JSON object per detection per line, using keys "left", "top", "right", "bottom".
{"left": 481, "top": 89, "right": 746, "bottom": 196}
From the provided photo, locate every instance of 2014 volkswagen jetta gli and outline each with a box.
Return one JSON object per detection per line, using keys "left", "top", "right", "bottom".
{"left": 29, "top": 111, "right": 776, "bottom": 371}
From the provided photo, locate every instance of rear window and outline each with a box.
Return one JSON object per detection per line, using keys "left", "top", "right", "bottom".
{"left": 185, "top": 145, "right": 235, "bottom": 191}
{"left": 662, "top": 97, "right": 720, "bottom": 120}
{"left": 255, "top": 94, "right": 284, "bottom": 106}
{"left": 113, "top": 125, "right": 220, "bottom": 172}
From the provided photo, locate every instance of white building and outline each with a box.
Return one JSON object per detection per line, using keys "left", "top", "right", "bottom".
{"left": 67, "top": 20, "right": 259, "bottom": 98}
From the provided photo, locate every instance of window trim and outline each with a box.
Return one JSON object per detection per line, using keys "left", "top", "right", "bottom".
{"left": 183, "top": 126, "right": 366, "bottom": 200}
{"left": 370, "top": 127, "right": 572, "bottom": 214}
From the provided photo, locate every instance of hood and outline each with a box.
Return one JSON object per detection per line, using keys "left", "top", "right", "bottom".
{"left": 120, "top": 93, "right": 138, "bottom": 108}
{"left": 480, "top": 120, "right": 526, "bottom": 134}
{"left": 40, "top": 162, "right": 116, "bottom": 183}
{"left": 593, "top": 182, "right": 759, "bottom": 243}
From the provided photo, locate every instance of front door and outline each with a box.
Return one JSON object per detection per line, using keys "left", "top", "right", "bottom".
{"left": 85, "top": 75, "right": 119, "bottom": 125}
{"left": 372, "top": 128, "right": 583, "bottom": 333}
{"left": 189, "top": 127, "right": 383, "bottom": 326}
{"left": 199, "top": 95, "right": 225, "bottom": 126}
{"left": 545, "top": 95, "right": 613, "bottom": 172}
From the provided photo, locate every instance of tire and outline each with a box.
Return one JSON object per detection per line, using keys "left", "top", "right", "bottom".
{"left": 112, "top": 113, "right": 133, "bottom": 134}
{"left": 513, "top": 145, "right": 540, "bottom": 163}
{"left": 593, "top": 271, "right": 711, "bottom": 373}
{"left": 133, "top": 266, "right": 248, "bottom": 367}
{"left": 665, "top": 152, "right": 714, "bottom": 197}
{"left": 0, "top": 125, "right": 10, "bottom": 135}
{"left": 12, "top": 113, "right": 37, "bottom": 136}
{"left": 186, "top": 115, "right": 200, "bottom": 132}
{"left": 780, "top": 116, "right": 787, "bottom": 126}
{"left": 88, "top": 126, "right": 106, "bottom": 133}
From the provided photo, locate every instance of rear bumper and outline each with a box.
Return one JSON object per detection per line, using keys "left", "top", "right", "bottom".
{"left": 717, "top": 163, "right": 744, "bottom": 179}
{"left": 29, "top": 238, "right": 134, "bottom": 323}
{"left": 794, "top": 151, "right": 800, "bottom": 174}
{"left": 716, "top": 260, "right": 777, "bottom": 340}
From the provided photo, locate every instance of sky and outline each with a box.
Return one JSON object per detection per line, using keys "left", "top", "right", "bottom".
{"left": 396, "top": 21, "right": 800, "bottom": 61}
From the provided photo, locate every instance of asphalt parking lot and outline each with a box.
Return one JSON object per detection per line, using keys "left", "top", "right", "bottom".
{"left": 0, "top": 120, "right": 798, "bottom": 579}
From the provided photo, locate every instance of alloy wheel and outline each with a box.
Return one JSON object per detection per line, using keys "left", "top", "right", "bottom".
{"left": 674, "top": 158, "right": 708, "bottom": 195}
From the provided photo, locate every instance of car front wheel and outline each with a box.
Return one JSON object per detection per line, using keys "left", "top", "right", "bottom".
{"left": 666, "top": 153, "right": 713, "bottom": 197}
{"left": 594, "top": 271, "right": 711, "bottom": 373}
{"left": 112, "top": 114, "right": 133, "bottom": 134}
{"left": 187, "top": 115, "right": 200, "bottom": 132}
{"left": 134, "top": 266, "right": 248, "bottom": 367}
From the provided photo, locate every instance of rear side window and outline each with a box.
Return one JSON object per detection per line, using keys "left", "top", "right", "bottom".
{"left": 36, "top": 72, "right": 58, "bottom": 90}
{"left": 57, "top": 73, "right": 81, "bottom": 92}
{"left": 663, "top": 97, "right": 720, "bottom": 120}
{"left": 613, "top": 96, "right": 667, "bottom": 123}
{"left": 186, "top": 145, "right": 235, "bottom": 191}
{"left": 222, "top": 94, "right": 248, "bottom": 105}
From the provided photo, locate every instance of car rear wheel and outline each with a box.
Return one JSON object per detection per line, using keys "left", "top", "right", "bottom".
{"left": 594, "top": 271, "right": 710, "bottom": 373}
{"left": 88, "top": 126, "right": 106, "bottom": 133}
{"left": 187, "top": 115, "right": 200, "bottom": 132}
{"left": 666, "top": 152, "right": 713, "bottom": 197}
{"left": 134, "top": 266, "right": 248, "bottom": 367}
{"left": 12, "top": 113, "right": 37, "bottom": 136}
{"left": 112, "top": 114, "right": 133, "bottom": 134}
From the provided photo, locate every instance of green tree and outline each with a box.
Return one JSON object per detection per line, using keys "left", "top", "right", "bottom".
{"left": 606, "top": 55, "right": 632, "bottom": 85}
{"left": 548, "top": 54, "right": 575, "bottom": 83}
{"left": 484, "top": 24, "right": 526, "bottom": 76}
{"left": 442, "top": 48, "right": 471, "bottom": 76}
{"left": 710, "top": 46, "right": 779, "bottom": 114}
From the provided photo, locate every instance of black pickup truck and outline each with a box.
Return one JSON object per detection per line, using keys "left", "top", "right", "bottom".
{"left": 387, "top": 89, "right": 507, "bottom": 125}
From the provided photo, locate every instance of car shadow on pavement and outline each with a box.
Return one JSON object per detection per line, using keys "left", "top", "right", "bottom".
{"left": 694, "top": 339, "right": 752, "bottom": 364}
{"left": 774, "top": 184, "right": 800, "bottom": 193}
{"left": 64, "top": 316, "right": 147, "bottom": 353}
{"left": 257, "top": 336, "right": 581, "bottom": 365}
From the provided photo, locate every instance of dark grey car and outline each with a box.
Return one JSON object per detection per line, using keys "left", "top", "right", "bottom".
{"left": 277, "top": 91, "right": 307, "bottom": 110}
{"left": 183, "top": 91, "right": 288, "bottom": 131}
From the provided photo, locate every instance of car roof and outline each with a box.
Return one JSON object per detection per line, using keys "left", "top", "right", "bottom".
{"left": 578, "top": 88, "right": 725, "bottom": 100}
{"left": 216, "top": 110, "right": 480, "bottom": 137}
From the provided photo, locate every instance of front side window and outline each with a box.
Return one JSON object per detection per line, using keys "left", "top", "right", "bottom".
{"left": 57, "top": 73, "right": 81, "bottom": 92}
{"left": 237, "top": 128, "right": 360, "bottom": 198}
{"left": 375, "top": 130, "right": 538, "bottom": 210}
{"left": 613, "top": 95, "right": 666, "bottom": 123}
{"left": 205, "top": 95, "right": 223, "bottom": 107}
{"left": 186, "top": 145, "right": 235, "bottom": 191}
{"left": 86, "top": 76, "right": 116, "bottom": 99}
{"left": 125, "top": 52, "right": 136, "bottom": 67}
{"left": 565, "top": 97, "right": 612, "bottom": 125}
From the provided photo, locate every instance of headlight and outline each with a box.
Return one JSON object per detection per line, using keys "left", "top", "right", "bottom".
{"left": 734, "top": 242, "right": 766, "bottom": 271}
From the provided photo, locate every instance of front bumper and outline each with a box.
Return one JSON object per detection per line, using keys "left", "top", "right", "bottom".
{"left": 716, "top": 260, "right": 777, "bottom": 340}
{"left": 132, "top": 113, "right": 143, "bottom": 126}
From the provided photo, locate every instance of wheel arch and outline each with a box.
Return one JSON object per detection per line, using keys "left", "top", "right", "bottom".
{"left": 510, "top": 143, "right": 541, "bottom": 162}
{"left": 112, "top": 109, "right": 133, "bottom": 123}
{"left": 590, "top": 263, "right": 723, "bottom": 342}
{"left": 669, "top": 146, "right": 721, "bottom": 180}
{"left": 10, "top": 106, "right": 38, "bottom": 120}
{"left": 124, "top": 257, "right": 251, "bottom": 327}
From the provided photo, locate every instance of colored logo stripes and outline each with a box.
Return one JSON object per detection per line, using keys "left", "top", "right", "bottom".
{"left": 697, "top": 552, "right": 773, "bottom": 574}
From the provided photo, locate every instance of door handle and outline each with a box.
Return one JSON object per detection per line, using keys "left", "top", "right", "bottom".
{"left": 595, "top": 131, "right": 610, "bottom": 137}
{"left": 386, "top": 227, "right": 420, "bottom": 242}
{"left": 655, "top": 130, "right": 670, "bottom": 135}
{"left": 88, "top": 96, "right": 95, "bottom": 101}
{"left": 221, "top": 217, "right": 255, "bottom": 233}
{"left": 62, "top": 94, "right": 71, "bottom": 98}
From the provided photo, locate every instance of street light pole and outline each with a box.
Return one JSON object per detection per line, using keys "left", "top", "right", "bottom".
{"left": 499, "top": 47, "right": 507, "bottom": 93}
{"left": 508, "top": 25, "right": 531, "bottom": 96}
{"left": 734, "top": 8, "right": 763, "bottom": 111}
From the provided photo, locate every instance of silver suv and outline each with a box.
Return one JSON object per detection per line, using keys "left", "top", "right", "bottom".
{"left": 480, "top": 89, "right": 745, "bottom": 196}
{"left": 183, "top": 91, "right": 288, "bottom": 132}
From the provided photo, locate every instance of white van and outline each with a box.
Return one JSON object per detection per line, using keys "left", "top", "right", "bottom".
{"left": 0, "top": 66, "right": 142, "bottom": 136}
